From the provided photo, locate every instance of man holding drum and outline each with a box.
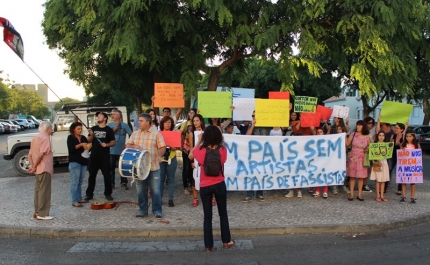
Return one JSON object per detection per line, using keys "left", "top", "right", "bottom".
{"left": 126, "top": 113, "right": 166, "bottom": 218}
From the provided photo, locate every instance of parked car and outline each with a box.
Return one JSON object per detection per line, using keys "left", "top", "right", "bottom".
{"left": 27, "top": 120, "right": 36, "bottom": 129}
{"left": 11, "top": 119, "right": 30, "bottom": 130}
{"left": 0, "top": 123, "right": 4, "bottom": 134}
{"left": 407, "top": 125, "right": 430, "bottom": 139}
{"left": 418, "top": 133, "right": 430, "bottom": 154}
{"left": 3, "top": 121, "right": 21, "bottom": 131}
{"left": 1, "top": 122, "right": 18, "bottom": 133}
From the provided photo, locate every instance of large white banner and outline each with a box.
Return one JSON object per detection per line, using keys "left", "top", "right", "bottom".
{"left": 223, "top": 134, "right": 347, "bottom": 190}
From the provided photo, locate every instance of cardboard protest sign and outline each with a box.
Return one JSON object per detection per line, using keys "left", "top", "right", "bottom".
{"left": 380, "top": 101, "right": 413, "bottom": 124}
{"left": 396, "top": 149, "right": 423, "bottom": 184}
{"left": 198, "top": 91, "right": 232, "bottom": 118}
{"left": 316, "top": 105, "right": 333, "bottom": 120}
{"left": 154, "top": 83, "right": 184, "bottom": 108}
{"left": 332, "top": 105, "right": 349, "bottom": 119}
{"left": 255, "top": 99, "right": 289, "bottom": 127}
{"left": 232, "top": 98, "right": 255, "bottom": 121}
{"left": 269, "top": 91, "right": 290, "bottom": 100}
{"left": 300, "top": 112, "right": 321, "bottom": 127}
{"left": 223, "top": 133, "right": 346, "bottom": 190}
{"left": 160, "top": 131, "right": 182, "bottom": 148}
{"left": 369, "top": 142, "right": 394, "bottom": 160}
{"left": 294, "top": 96, "right": 317, "bottom": 112}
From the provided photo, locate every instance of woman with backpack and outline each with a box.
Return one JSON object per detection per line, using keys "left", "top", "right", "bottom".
{"left": 189, "top": 125, "right": 235, "bottom": 252}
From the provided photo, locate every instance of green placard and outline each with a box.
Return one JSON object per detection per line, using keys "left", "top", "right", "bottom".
{"left": 197, "top": 91, "right": 233, "bottom": 118}
{"left": 380, "top": 101, "right": 413, "bottom": 124}
{"left": 293, "top": 96, "right": 318, "bottom": 112}
{"left": 369, "top": 142, "right": 394, "bottom": 160}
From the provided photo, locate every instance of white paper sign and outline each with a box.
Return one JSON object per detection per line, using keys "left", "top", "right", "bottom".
{"left": 332, "top": 105, "right": 349, "bottom": 118}
{"left": 232, "top": 98, "right": 255, "bottom": 121}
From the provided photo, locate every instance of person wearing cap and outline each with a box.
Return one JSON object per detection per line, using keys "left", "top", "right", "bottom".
{"left": 84, "top": 112, "right": 116, "bottom": 201}
{"left": 108, "top": 109, "right": 132, "bottom": 190}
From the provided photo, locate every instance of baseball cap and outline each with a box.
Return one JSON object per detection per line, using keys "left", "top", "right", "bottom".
{"left": 95, "top": 112, "right": 108, "bottom": 120}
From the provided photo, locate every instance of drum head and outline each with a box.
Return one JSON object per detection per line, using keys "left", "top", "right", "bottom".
{"left": 136, "top": 150, "right": 151, "bottom": 180}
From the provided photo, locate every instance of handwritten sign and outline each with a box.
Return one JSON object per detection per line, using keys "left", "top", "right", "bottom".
{"left": 223, "top": 134, "right": 346, "bottom": 190}
{"left": 255, "top": 99, "right": 289, "bottom": 127}
{"left": 294, "top": 96, "right": 317, "bottom": 112}
{"left": 269, "top": 91, "right": 290, "bottom": 100}
{"left": 154, "top": 83, "right": 184, "bottom": 108}
{"left": 232, "top": 98, "right": 255, "bottom": 121}
{"left": 198, "top": 91, "right": 232, "bottom": 118}
{"left": 396, "top": 149, "right": 423, "bottom": 184}
{"left": 300, "top": 112, "right": 321, "bottom": 127}
{"left": 332, "top": 105, "right": 349, "bottom": 119}
{"left": 159, "top": 131, "right": 182, "bottom": 147}
{"left": 369, "top": 142, "right": 394, "bottom": 160}
{"left": 380, "top": 101, "right": 413, "bottom": 124}
{"left": 316, "top": 105, "right": 333, "bottom": 120}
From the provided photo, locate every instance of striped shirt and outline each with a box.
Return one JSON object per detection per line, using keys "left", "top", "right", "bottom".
{"left": 128, "top": 129, "right": 166, "bottom": 171}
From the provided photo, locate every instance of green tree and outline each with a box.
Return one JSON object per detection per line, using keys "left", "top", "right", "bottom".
{"left": 9, "top": 89, "right": 50, "bottom": 118}
{"left": 53, "top": 97, "right": 82, "bottom": 111}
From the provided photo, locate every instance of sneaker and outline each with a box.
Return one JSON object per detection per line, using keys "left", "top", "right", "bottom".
{"left": 212, "top": 197, "right": 217, "bottom": 206}
{"left": 168, "top": 199, "right": 174, "bottom": 207}
{"left": 121, "top": 183, "right": 129, "bottom": 190}
{"left": 36, "top": 215, "right": 53, "bottom": 220}
{"left": 258, "top": 196, "right": 265, "bottom": 202}
{"left": 184, "top": 189, "right": 191, "bottom": 195}
{"left": 332, "top": 187, "right": 338, "bottom": 195}
{"left": 242, "top": 197, "right": 252, "bottom": 203}
{"left": 363, "top": 185, "right": 372, "bottom": 192}
{"left": 342, "top": 186, "right": 350, "bottom": 194}
{"left": 136, "top": 213, "right": 148, "bottom": 218}
{"left": 192, "top": 198, "right": 199, "bottom": 207}
{"left": 284, "top": 190, "right": 294, "bottom": 198}
{"left": 400, "top": 197, "right": 405, "bottom": 203}
{"left": 155, "top": 214, "right": 162, "bottom": 219}
{"left": 84, "top": 196, "right": 93, "bottom": 201}
{"left": 411, "top": 198, "right": 416, "bottom": 204}
{"left": 105, "top": 195, "right": 114, "bottom": 201}
{"left": 323, "top": 192, "right": 328, "bottom": 199}
{"left": 297, "top": 190, "right": 302, "bottom": 198}
{"left": 312, "top": 191, "right": 320, "bottom": 197}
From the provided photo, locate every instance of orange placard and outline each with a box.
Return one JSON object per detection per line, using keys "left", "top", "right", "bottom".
{"left": 300, "top": 112, "right": 321, "bottom": 127}
{"left": 154, "top": 83, "right": 184, "bottom": 108}
{"left": 269, "top": 91, "right": 290, "bottom": 100}
{"left": 316, "top": 105, "right": 333, "bottom": 120}
{"left": 160, "top": 131, "right": 182, "bottom": 148}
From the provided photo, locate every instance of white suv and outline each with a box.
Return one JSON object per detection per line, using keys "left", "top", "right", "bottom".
{"left": 4, "top": 105, "right": 128, "bottom": 176}
{"left": 11, "top": 119, "right": 30, "bottom": 130}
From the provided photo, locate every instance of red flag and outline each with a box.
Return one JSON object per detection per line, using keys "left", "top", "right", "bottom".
{"left": 0, "top": 17, "right": 24, "bottom": 60}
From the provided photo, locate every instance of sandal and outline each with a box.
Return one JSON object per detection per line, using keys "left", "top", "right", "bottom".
{"left": 223, "top": 240, "right": 235, "bottom": 249}
{"left": 376, "top": 197, "right": 381, "bottom": 202}
{"left": 192, "top": 198, "right": 199, "bottom": 207}
{"left": 72, "top": 202, "right": 83, "bottom": 207}
{"left": 381, "top": 197, "right": 388, "bottom": 202}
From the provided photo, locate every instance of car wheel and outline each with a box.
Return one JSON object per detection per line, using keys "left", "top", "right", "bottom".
{"left": 13, "top": 149, "right": 32, "bottom": 177}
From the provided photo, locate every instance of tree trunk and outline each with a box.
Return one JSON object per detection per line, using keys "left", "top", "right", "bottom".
{"left": 423, "top": 99, "right": 430, "bottom": 125}
{"left": 207, "top": 67, "right": 221, "bottom": 91}
{"left": 135, "top": 96, "right": 143, "bottom": 113}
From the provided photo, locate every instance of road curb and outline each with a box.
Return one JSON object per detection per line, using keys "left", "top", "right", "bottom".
{"left": 1, "top": 214, "right": 430, "bottom": 238}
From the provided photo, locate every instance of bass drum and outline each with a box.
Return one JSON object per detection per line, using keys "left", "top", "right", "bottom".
{"left": 119, "top": 148, "right": 151, "bottom": 181}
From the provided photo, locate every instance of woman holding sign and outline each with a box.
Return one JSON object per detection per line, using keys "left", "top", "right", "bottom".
{"left": 159, "top": 116, "right": 178, "bottom": 207}
{"left": 400, "top": 131, "right": 421, "bottom": 204}
{"left": 346, "top": 120, "right": 371, "bottom": 201}
{"left": 189, "top": 114, "right": 206, "bottom": 207}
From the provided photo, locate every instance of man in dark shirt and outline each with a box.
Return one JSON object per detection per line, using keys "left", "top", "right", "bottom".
{"left": 85, "top": 112, "right": 116, "bottom": 201}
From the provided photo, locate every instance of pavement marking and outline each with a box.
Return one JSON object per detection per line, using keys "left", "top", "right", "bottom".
{"left": 68, "top": 240, "right": 253, "bottom": 253}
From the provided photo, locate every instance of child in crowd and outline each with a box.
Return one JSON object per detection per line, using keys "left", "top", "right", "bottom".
{"left": 400, "top": 131, "right": 421, "bottom": 204}
{"left": 313, "top": 128, "right": 329, "bottom": 198}
{"left": 370, "top": 131, "right": 390, "bottom": 202}
{"left": 270, "top": 127, "right": 283, "bottom": 136}
{"left": 224, "top": 123, "right": 234, "bottom": 134}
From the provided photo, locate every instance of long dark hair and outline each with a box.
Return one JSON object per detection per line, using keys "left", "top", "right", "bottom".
{"left": 355, "top": 120, "right": 369, "bottom": 135}
{"left": 200, "top": 125, "right": 224, "bottom": 149}
{"left": 145, "top": 108, "right": 159, "bottom": 127}
{"left": 69, "top": 122, "right": 82, "bottom": 134}
{"left": 401, "top": 130, "right": 419, "bottom": 148}
{"left": 192, "top": 114, "right": 205, "bottom": 131}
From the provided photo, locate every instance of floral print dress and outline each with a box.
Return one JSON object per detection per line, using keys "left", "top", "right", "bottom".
{"left": 346, "top": 133, "right": 369, "bottom": 178}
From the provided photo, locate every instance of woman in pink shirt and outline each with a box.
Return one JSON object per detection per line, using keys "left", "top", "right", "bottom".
{"left": 189, "top": 125, "right": 234, "bottom": 252}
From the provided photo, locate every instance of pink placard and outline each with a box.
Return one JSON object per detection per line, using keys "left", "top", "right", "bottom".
{"left": 300, "top": 112, "right": 321, "bottom": 127}
{"left": 316, "top": 105, "right": 333, "bottom": 120}
{"left": 160, "top": 131, "right": 182, "bottom": 148}
{"left": 269, "top": 91, "right": 290, "bottom": 100}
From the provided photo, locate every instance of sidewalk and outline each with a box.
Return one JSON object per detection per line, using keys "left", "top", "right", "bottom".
{"left": 1, "top": 158, "right": 430, "bottom": 238}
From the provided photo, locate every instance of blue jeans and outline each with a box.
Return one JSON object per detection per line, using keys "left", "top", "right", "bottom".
{"left": 110, "top": 154, "right": 128, "bottom": 186}
{"left": 69, "top": 162, "right": 87, "bottom": 204}
{"left": 136, "top": 170, "right": 162, "bottom": 215}
{"left": 246, "top": 190, "right": 264, "bottom": 199}
{"left": 200, "top": 181, "right": 231, "bottom": 248}
{"left": 160, "top": 156, "right": 177, "bottom": 200}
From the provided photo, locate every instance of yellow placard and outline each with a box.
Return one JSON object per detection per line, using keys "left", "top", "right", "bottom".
{"left": 294, "top": 96, "right": 317, "bottom": 112}
{"left": 255, "top": 99, "right": 289, "bottom": 127}
{"left": 197, "top": 91, "right": 232, "bottom": 118}
{"left": 380, "top": 101, "right": 413, "bottom": 124}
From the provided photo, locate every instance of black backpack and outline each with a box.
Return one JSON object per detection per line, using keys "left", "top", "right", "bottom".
{"left": 203, "top": 146, "right": 223, "bottom": 176}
